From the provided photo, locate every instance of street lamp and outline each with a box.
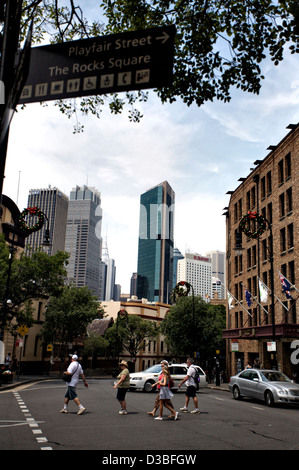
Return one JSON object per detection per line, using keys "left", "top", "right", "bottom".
{"left": 235, "top": 212, "right": 276, "bottom": 343}
{"left": 114, "top": 309, "right": 128, "bottom": 366}
{"left": 174, "top": 281, "right": 195, "bottom": 357}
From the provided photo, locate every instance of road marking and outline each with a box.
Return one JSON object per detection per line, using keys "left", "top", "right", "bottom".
{"left": 252, "top": 406, "right": 265, "bottom": 410}
{"left": 13, "top": 391, "right": 52, "bottom": 450}
{"left": 214, "top": 397, "right": 224, "bottom": 401}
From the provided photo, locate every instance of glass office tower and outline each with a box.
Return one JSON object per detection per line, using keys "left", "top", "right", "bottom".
{"left": 137, "top": 181, "right": 174, "bottom": 304}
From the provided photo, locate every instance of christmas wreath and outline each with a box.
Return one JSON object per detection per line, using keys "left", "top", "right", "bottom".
{"left": 117, "top": 309, "right": 128, "bottom": 319}
{"left": 174, "top": 281, "right": 191, "bottom": 297}
{"left": 18, "top": 207, "right": 45, "bottom": 236}
{"left": 239, "top": 211, "right": 267, "bottom": 239}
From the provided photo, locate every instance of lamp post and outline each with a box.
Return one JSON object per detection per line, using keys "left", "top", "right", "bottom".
{"left": 174, "top": 281, "right": 195, "bottom": 358}
{"left": 235, "top": 212, "right": 276, "bottom": 343}
{"left": 114, "top": 309, "right": 128, "bottom": 366}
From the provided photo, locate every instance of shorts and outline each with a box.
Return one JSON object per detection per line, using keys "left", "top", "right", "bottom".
{"left": 116, "top": 388, "right": 129, "bottom": 401}
{"left": 65, "top": 386, "right": 77, "bottom": 400}
{"left": 185, "top": 385, "right": 197, "bottom": 398}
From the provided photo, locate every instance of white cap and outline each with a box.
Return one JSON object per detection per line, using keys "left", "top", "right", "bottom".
{"left": 72, "top": 355, "right": 78, "bottom": 360}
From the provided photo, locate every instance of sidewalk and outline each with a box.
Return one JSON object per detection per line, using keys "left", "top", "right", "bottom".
{"left": 206, "top": 382, "right": 230, "bottom": 392}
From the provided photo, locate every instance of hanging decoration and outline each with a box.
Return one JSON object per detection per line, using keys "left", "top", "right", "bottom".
{"left": 239, "top": 211, "right": 267, "bottom": 239}
{"left": 18, "top": 207, "right": 45, "bottom": 236}
{"left": 174, "top": 280, "right": 191, "bottom": 298}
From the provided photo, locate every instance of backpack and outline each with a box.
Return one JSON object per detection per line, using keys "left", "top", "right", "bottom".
{"left": 192, "top": 366, "right": 200, "bottom": 390}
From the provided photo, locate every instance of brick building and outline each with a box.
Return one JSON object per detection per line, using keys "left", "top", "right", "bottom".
{"left": 223, "top": 123, "right": 299, "bottom": 378}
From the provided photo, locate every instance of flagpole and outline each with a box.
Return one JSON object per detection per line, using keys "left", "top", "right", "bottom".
{"left": 277, "top": 270, "right": 299, "bottom": 294}
{"left": 257, "top": 277, "right": 289, "bottom": 311}
{"left": 226, "top": 287, "right": 252, "bottom": 317}
{"left": 241, "top": 282, "right": 269, "bottom": 315}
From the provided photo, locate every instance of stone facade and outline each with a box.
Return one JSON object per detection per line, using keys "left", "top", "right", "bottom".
{"left": 224, "top": 123, "right": 299, "bottom": 379}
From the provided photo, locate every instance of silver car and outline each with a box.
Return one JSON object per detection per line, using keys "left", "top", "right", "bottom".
{"left": 229, "top": 369, "right": 299, "bottom": 406}
{"left": 129, "top": 363, "right": 207, "bottom": 392}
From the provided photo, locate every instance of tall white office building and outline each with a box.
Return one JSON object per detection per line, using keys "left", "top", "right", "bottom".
{"left": 26, "top": 186, "right": 69, "bottom": 255}
{"left": 177, "top": 253, "right": 212, "bottom": 300}
{"left": 65, "top": 185, "right": 102, "bottom": 299}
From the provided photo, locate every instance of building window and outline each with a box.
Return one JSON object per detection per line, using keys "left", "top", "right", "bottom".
{"left": 251, "top": 186, "right": 256, "bottom": 208}
{"left": 279, "top": 193, "right": 285, "bottom": 218}
{"left": 280, "top": 227, "right": 286, "bottom": 253}
{"left": 278, "top": 159, "right": 284, "bottom": 185}
{"left": 267, "top": 171, "right": 272, "bottom": 195}
{"left": 286, "top": 187, "right": 292, "bottom": 213}
{"left": 285, "top": 152, "right": 291, "bottom": 179}
{"left": 247, "top": 248, "right": 251, "bottom": 269}
{"left": 261, "top": 176, "right": 266, "bottom": 199}
{"left": 287, "top": 223, "right": 294, "bottom": 250}
{"left": 246, "top": 191, "right": 250, "bottom": 211}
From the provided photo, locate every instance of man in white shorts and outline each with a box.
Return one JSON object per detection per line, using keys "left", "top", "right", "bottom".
{"left": 60, "top": 355, "right": 88, "bottom": 415}
{"left": 178, "top": 358, "right": 200, "bottom": 414}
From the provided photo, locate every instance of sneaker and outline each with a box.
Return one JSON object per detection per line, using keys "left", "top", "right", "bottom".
{"left": 77, "top": 407, "right": 86, "bottom": 415}
{"left": 174, "top": 412, "right": 179, "bottom": 421}
{"left": 154, "top": 417, "right": 163, "bottom": 420}
{"left": 191, "top": 409, "right": 200, "bottom": 414}
{"left": 60, "top": 409, "right": 68, "bottom": 414}
{"left": 179, "top": 407, "right": 188, "bottom": 412}
{"left": 119, "top": 410, "right": 128, "bottom": 415}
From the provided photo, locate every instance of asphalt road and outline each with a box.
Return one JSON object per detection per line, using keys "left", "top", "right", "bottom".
{"left": 1, "top": 378, "right": 299, "bottom": 454}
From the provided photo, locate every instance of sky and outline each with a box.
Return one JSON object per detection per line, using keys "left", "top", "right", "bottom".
{"left": 2, "top": 3, "right": 299, "bottom": 293}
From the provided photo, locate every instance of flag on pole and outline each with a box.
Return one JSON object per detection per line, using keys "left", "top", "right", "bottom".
{"left": 258, "top": 279, "right": 268, "bottom": 303}
{"left": 227, "top": 292, "right": 234, "bottom": 310}
{"left": 279, "top": 273, "right": 293, "bottom": 300}
{"left": 245, "top": 288, "right": 252, "bottom": 307}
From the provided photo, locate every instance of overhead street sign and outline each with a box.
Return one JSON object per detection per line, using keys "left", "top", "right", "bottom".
{"left": 18, "top": 25, "right": 176, "bottom": 104}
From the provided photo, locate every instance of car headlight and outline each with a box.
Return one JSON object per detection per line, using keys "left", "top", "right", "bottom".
{"left": 131, "top": 377, "right": 142, "bottom": 381}
{"left": 277, "top": 388, "right": 287, "bottom": 395}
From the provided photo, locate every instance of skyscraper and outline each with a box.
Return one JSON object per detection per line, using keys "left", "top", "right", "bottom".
{"left": 26, "top": 186, "right": 69, "bottom": 255}
{"left": 65, "top": 185, "right": 102, "bottom": 299}
{"left": 137, "top": 181, "right": 175, "bottom": 304}
{"left": 177, "top": 253, "right": 212, "bottom": 301}
{"left": 173, "top": 247, "right": 184, "bottom": 289}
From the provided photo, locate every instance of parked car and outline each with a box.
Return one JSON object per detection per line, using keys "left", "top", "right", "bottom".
{"left": 229, "top": 369, "right": 299, "bottom": 406}
{"left": 129, "top": 363, "right": 207, "bottom": 392}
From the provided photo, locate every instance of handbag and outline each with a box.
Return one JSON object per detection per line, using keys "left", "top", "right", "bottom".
{"left": 62, "top": 363, "right": 79, "bottom": 382}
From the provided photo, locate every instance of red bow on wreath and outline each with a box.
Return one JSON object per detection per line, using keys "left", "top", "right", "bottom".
{"left": 247, "top": 211, "right": 257, "bottom": 219}
{"left": 28, "top": 206, "right": 38, "bottom": 215}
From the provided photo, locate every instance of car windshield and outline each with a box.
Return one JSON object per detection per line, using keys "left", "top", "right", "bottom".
{"left": 142, "top": 365, "right": 162, "bottom": 374}
{"left": 260, "top": 371, "right": 291, "bottom": 382}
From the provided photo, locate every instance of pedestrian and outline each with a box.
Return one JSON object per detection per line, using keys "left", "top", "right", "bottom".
{"left": 152, "top": 364, "right": 178, "bottom": 421}
{"left": 147, "top": 360, "right": 174, "bottom": 417}
{"left": 178, "top": 358, "right": 200, "bottom": 414}
{"left": 245, "top": 363, "right": 252, "bottom": 369}
{"left": 60, "top": 355, "right": 88, "bottom": 415}
{"left": 113, "top": 360, "right": 130, "bottom": 415}
{"left": 5, "top": 353, "right": 12, "bottom": 370}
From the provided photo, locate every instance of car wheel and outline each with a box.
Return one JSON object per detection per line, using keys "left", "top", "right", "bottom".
{"left": 265, "top": 390, "right": 274, "bottom": 406}
{"left": 233, "top": 385, "right": 242, "bottom": 400}
{"left": 144, "top": 380, "right": 155, "bottom": 393}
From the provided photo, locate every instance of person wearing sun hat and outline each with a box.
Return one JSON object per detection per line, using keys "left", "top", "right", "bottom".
{"left": 113, "top": 360, "right": 130, "bottom": 415}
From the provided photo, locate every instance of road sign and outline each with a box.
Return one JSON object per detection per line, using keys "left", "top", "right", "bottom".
{"left": 17, "top": 325, "right": 29, "bottom": 337}
{"left": 19, "top": 25, "right": 175, "bottom": 104}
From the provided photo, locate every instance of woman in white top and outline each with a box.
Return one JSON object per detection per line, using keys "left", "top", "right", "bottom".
{"left": 152, "top": 364, "right": 179, "bottom": 421}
